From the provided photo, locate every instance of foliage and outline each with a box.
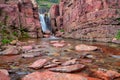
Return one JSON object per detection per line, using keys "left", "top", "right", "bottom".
{"left": 60, "top": 29, "right": 64, "bottom": 32}
{"left": 36, "top": 0, "right": 59, "bottom": 9}
{"left": 115, "top": 30, "right": 120, "bottom": 40}
{"left": 1, "top": 38, "right": 12, "bottom": 44}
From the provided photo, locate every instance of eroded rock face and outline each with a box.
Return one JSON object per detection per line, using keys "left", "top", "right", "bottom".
{"left": 0, "top": 0, "right": 42, "bottom": 38}
{"left": 49, "top": 0, "right": 120, "bottom": 43}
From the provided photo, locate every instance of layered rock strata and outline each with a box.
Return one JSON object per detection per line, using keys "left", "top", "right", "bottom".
{"left": 0, "top": 0, "right": 42, "bottom": 38}
{"left": 49, "top": 0, "right": 120, "bottom": 42}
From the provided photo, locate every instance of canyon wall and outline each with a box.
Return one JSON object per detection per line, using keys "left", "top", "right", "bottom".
{"left": 0, "top": 0, "right": 42, "bottom": 39}
{"left": 49, "top": 0, "right": 120, "bottom": 43}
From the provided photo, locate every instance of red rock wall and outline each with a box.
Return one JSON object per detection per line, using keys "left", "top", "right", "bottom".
{"left": 49, "top": 0, "right": 120, "bottom": 42}
{"left": 0, "top": 0, "right": 42, "bottom": 38}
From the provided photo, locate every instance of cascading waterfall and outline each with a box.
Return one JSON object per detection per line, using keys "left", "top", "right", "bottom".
{"left": 39, "top": 13, "right": 60, "bottom": 39}
{"left": 39, "top": 13, "right": 50, "bottom": 32}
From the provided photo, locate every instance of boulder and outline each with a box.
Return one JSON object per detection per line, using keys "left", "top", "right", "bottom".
{"left": 62, "top": 59, "right": 77, "bottom": 66}
{"left": 49, "top": 64, "right": 85, "bottom": 73}
{"left": 22, "top": 70, "right": 100, "bottom": 80}
{"left": 75, "top": 44, "right": 98, "bottom": 51}
{"left": 22, "top": 45, "right": 33, "bottom": 51}
{"left": 2, "top": 46, "right": 19, "bottom": 55}
{"left": 0, "top": 69, "right": 9, "bottom": 76}
{"left": 29, "top": 59, "right": 48, "bottom": 69}
{"left": 51, "top": 42, "right": 66, "bottom": 48}
{"left": 92, "top": 70, "right": 120, "bottom": 80}
{"left": 0, "top": 71, "right": 10, "bottom": 80}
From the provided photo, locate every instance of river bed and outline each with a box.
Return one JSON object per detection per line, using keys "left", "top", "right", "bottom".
{"left": 0, "top": 38, "right": 120, "bottom": 80}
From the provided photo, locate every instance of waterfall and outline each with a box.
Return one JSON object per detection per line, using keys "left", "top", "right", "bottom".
{"left": 39, "top": 13, "right": 50, "bottom": 32}
{"left": 39, "top": 13, "right": 61, "bottom": 40}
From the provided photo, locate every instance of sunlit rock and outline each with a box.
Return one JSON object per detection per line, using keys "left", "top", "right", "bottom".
{"left": 75, "top": 44, "right": 98, "bottom": 51}
{"left": 29, "top": 59, "right": 48, "bottom": 69}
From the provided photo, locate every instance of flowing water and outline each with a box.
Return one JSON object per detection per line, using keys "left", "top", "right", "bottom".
{"left": 39, "top": 14, "right": 50, "bottom": 32}
{"left": 0, "top": 38, "right": 120, "bottom": 80}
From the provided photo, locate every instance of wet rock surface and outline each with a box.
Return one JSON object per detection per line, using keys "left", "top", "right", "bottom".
{"left": 49, "top": 64, "right": 85, "bottom": 73}
{"left": 22, "top": 70, "right": 100, "bottom": 80}
{"left": 0, "top": 39, "right": 120, "bottom": 80}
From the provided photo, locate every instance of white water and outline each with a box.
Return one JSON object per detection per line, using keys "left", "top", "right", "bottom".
{"left": 39, "top": 14, "right": 49, "bottom": 32}
{"left": 39, "top": 13, "right": 61, "bottom": 40}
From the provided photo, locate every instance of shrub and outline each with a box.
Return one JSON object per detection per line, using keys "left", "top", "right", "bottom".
{"left": 115, "top": 30, "right": 120, "bottom": 40}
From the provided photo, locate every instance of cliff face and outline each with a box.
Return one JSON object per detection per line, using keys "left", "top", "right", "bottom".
{"left": 49, "top": 0, "right": 120, "bottom": 42}
{"left": 0, "top": 0, "right": 42, "bottom": 39}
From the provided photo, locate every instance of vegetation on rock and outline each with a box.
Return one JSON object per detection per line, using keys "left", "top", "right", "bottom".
{"left": 36, "top": 0, "right": 59, "bottom": 10}
{"left": 115, "top": 30, "right": 120, "bottom": 40}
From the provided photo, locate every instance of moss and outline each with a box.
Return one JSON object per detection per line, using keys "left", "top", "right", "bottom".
{"left": 115, "top": 30, "right": 120, "bottom": 40}
{"left": 1, "top": 37, "right": 13, "bottom": 44}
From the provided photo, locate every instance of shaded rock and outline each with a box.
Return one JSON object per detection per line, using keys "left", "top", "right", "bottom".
{"left": 49, "top": 4, "right": 59, "bottom": 19}
{"left": 49, "top": 64, "right": 85, "bottom": 73}
{"left": 92, "top": 69, "right": 120, "bottom": 80}
{"left": 44, "top": 64, "right": 59, "bottom": 69}
{"left": 79, "top": 59, "right": 93, "bottom": 64}
{"left": 29, "top": 59, "right": 48, "bottom": 69}
{"left": 22, "top": 70, "right": 100, "bottom": 80}
{"left": 0, "top": 71, "right": 10, "bottom": 80}
{"left": 51, "top": 59, "right": 62, "bottom": 64}
{"left": 75, "top": 44, "right": 98, "bottom": 51}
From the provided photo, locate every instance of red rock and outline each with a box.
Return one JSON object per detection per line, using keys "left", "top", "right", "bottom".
{"left": 22, "top": 70, "right": 100, "bottom": 80}
{"left": 49, "top": 0, "right": 120, "bottom": 42}
{"left": 49, "top": 64, "right": 85, "bottom": 73}
{"left": 29, "top": 59, "right": 48, "bottom": 69}
{"left": 59, "top": 2, "right": 64, "bottom": 16}
{"left": 0, "top": 69, "right": 9, "bottom": 76}
{"left": 43, "top": 34, "right": 50, "bottom": 38}
{"left": 49, "top": 4, "right": 59, "bottom": 19}
{"left": 62, "top": 59, "right": 77, "bottom": 66}
{"left": 2, "top": 46, "right": 19, "bottom": 55}
{"left": 44, "top": 64, "right": 59, "bottom": 69}
{"left": 0, "top": 71, "right": 10, "bottom": 80}
{"left": 75, "top": 44, "right": 98, "bottom": 51}
{"left": 22, "top": 46, "right": 33, "bottom": 51}
{"left": 52, "top": 42, "right": 66, "bottom": 48}
{"left": 50, "top": 41, "right": 59, "bottom": 44}
{"left": 92, "top": 70, "right": 120, "bottom": 80}
{"left": 56, "top": 16, "right": 63, "bottom": 28}
{"left": 0, "top": 0, "right": 43, "bottom": 38}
